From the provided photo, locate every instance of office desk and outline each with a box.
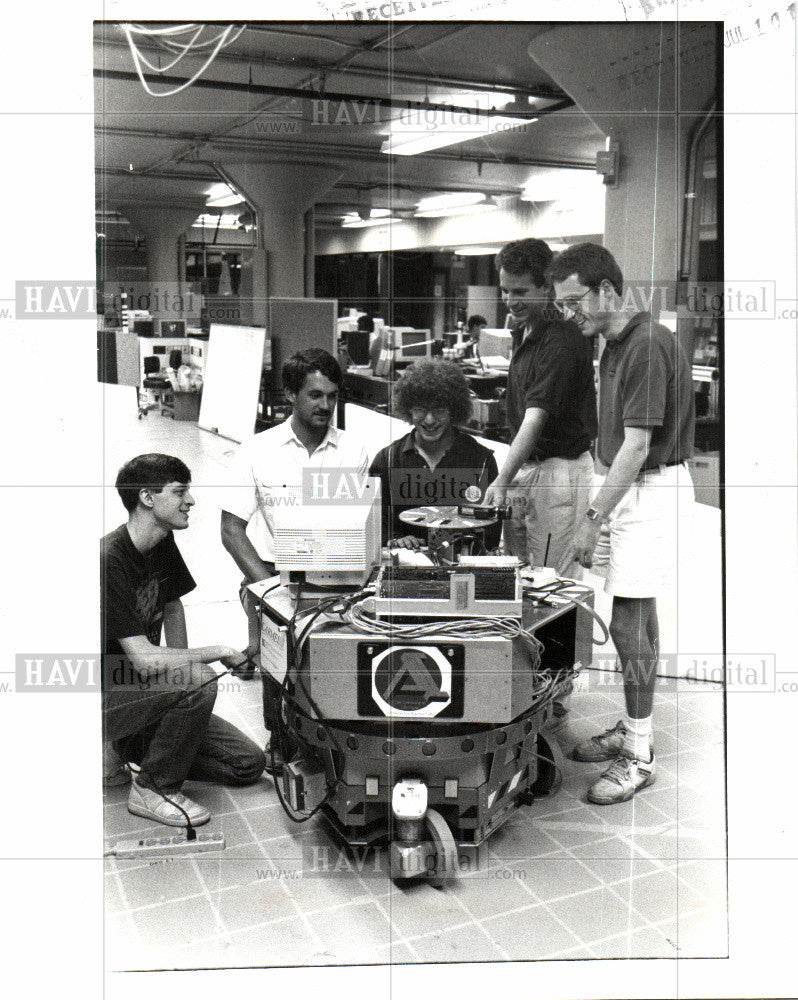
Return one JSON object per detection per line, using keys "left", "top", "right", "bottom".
{"left": 161, "top": 389, "right": 201, "bottom": 421}
{"left": 343, "top": 370, "right": 393, "bottom": 409}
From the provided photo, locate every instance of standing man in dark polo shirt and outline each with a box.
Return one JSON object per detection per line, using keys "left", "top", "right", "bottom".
{"left": 549, "top": 243, "right": 695, "bottom": 805}
{"left": 484, "top": 238, "right": 597, "bottom": 576}
{"left": 369, "top": 360, "right": 500, "bottom": 550}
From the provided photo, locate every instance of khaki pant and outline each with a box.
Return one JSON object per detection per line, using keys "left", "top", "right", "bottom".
{"left": 503, "top": 452, "right": 594, "bottom": 576}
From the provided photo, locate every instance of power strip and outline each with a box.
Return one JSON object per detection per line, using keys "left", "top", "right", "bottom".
{"left": 111, "top": 832, "right": 225, "bottom": 859}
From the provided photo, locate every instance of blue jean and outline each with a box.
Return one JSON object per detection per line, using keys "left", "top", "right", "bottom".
{"left": 103, "top": 662, "right": 265, "bottom": 791}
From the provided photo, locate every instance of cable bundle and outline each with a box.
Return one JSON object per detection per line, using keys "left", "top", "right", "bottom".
{"left": 344, "top": 598, "right": 544, "bottom": 664}
{"left": 122, "top": 23, "right": 247, "bottom": 97}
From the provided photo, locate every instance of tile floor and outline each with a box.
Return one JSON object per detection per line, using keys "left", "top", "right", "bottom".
{"left": 102, "top": 385, "right": 727, "bottom": 970}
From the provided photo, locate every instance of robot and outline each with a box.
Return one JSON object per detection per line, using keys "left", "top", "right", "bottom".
{"left": 258, "top": 503, "right": 597, "bottom": 886}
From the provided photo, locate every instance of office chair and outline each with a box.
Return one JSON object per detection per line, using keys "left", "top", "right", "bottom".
{"left": 138, "top": 356, "right": 172, "bottom": 419}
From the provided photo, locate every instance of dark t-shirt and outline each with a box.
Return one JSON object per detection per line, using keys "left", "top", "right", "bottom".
{"left": 101, "top": 524, "right": 196, "bottom": 681}
{"left": 369, "top": 429, "right": 500, "bottom": 548}
{"left": 506, "top": 317, "right": 597, "bottom": 460}
{"left": 598, "top": 312, "right": 695, "bottom": 468}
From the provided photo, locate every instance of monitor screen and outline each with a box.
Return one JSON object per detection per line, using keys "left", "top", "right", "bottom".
{"left": 133, "top": 319, "right": 156, "bottom": 337}
{"left": 161, "top": 320, "right": 186, "bottom": 337}
{"left": 393, "top": 328, "right": 431, "bottom": 361}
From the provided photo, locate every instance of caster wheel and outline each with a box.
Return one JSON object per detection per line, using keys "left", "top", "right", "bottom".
{"left": 532, "top": 732, "right": 565, "bottom": 797}
{"left": 425, "top": 808, "right": 459, "bottom": 887}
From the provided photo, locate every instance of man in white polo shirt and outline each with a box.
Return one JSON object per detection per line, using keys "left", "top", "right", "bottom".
{"left": 220, "top": 348, "right": 368, "bottom": 775}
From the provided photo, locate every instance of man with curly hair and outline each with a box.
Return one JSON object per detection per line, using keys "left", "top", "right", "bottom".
{"left": 485, "top": 238, "right": 597, "bottom": 576}
{"left": 369, "top": 360, "right": 500, "bottom": 549}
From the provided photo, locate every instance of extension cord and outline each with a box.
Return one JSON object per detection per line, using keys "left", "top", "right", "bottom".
{"left": 111, "top": 832, "right": 225, "bottom": 859}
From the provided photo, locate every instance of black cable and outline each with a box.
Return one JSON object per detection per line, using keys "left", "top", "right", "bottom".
{"left": 269, "top": 586, "right": 373, "bottom": 824}
{"left": 269, "top": 586, "right": 346, "bottom": 822}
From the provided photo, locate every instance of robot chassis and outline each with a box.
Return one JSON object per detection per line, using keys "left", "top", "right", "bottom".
{"left": 267, "top": 578, "right": 593, "bottom": 887}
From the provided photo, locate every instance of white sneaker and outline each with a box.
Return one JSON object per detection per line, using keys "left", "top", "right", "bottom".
{"left": 587, "top": 753, "right": 656, "bottom": 805}
{"left": 127, "top": 781, "right": 211, "bottom": 827}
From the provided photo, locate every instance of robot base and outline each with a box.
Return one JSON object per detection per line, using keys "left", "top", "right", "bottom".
{"left": 283, "top": 701, "right": 565, "bottom": 885}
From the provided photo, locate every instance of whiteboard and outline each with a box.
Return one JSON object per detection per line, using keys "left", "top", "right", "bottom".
{"left": 198, "top": 323, "right": 267, "bottom": 443}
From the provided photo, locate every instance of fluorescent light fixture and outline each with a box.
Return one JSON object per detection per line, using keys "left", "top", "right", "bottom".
{"left": 520, "top": 169, "right": 605, "bottom": 202}
{"left": 381, "top": 107, "right": 537, "bottom": 156}
{"left": 452, "top": 245, "right": 503, "bottom": 256}
{"left": 341, "top": 211, "right": 402, "bottom": 228}
{"left": 205, "top": 182, "right": 231, "bottom": 199}
{"left": 417, "top": 192, "right": 486, "bottom": 212}
{"left": 192, "top": 213, "right": 243, "bottom": 229}
{"left": 205, "top": 181, "right": 245, "bottom": 208}
{"left": 415, "top": 202, "right": 498, "bottom": 220}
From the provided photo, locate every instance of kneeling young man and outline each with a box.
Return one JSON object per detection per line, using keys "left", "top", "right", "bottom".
{"left": 549, "top": 244, "right": 695, "bottom": 804}
{"left": 102, "top": 454, "right": 265, "bottom": 828}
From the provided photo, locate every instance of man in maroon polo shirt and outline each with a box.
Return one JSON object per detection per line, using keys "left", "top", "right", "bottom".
{"left": 549, "top": 243, "right": 695, "bottom": 805}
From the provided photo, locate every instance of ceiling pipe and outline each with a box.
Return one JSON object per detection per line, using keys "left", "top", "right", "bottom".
{"left": 94, "top": 68, "right": 573, "bottom": 119}
{"left": 96, "top": 165, "right": 527, "bottom": 198}
{"left": 679, "top": 102, "right": 718, "bottom": 282}
{"left": 95, "top": 37, "right": 567, "bottom": 102}
{"left": 96, "top": 125, "right": 594, "bottom": 171}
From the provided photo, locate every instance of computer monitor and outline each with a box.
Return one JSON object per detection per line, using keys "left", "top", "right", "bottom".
{"left": 272, "top": 477, "right": 382, "bottom": 586}
{"left": 344, "top": 330, "right": 370, "bottom": 366}
{"left": 161, "top": 320, "right": 186, "bottom": 337}
{"left": 391, "top": 328, "right": 433, "bottom": 362}
{"left": 478, "top": 328, "right": 513, "bottom": 361}
{"left": 133, "top": 319, "right": 156, "bottom": 337}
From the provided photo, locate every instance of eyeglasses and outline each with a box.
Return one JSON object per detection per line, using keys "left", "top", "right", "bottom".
{"left": 410, "top": 407, "right": 449, "bottom": 422}
{"left": 554, "top": 288, "right": 593, "bottom": 318}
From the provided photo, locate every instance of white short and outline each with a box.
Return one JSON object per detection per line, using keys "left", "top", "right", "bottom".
{"left": 604, "top": 462, "right": 696, "bottom": 598}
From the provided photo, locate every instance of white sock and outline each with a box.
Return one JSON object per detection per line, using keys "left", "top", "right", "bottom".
{"left": 622, "top": 715, "right": 653, "bottom": 761}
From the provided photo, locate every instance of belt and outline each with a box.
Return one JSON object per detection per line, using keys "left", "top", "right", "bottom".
{"left": 525, "top": 450, "right": 588, "bottom": 464}
{"left": 638, "top": 460, "right": 685, "bottom": 477}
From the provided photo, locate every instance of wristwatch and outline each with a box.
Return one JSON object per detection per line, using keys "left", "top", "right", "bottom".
{"left": 585, "top": 506, "right": 602, "bottom": 522}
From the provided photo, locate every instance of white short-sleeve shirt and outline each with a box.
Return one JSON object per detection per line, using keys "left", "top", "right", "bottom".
{"left": 219, "top": 419, "right": 369, "bottom": 563}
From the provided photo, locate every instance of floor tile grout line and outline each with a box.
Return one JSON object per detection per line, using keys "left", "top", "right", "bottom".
{"left": 155, "top": 891, "right": 407, "bottom": 954}
{"left": 190, "top": 855, "right": 235, "bottom": 949}
{"left": 222, "top": 782, "right": 326, "bottom": 953}
{"left": 541, "top": 822, "right": 668, "bottom": 871}
{"left": 352, "top": 870, "right": 422, "bottom": 963}
{"left": 450, "top": 888, "right": 512, "bottom": 961}
{"left": 580, "top": 899, "right": 726, "bottom": 953}
{"left": 107, "top": 861, "right": 144, "bottom": 957}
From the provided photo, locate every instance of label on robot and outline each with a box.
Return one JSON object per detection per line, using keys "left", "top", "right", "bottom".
{"left": 260, "top": 620, "right": 289, "bottom": 682}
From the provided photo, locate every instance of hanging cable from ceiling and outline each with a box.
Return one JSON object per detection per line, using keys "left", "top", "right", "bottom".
{"left": 121, "top": 23, "right": 247, "bottom": 97}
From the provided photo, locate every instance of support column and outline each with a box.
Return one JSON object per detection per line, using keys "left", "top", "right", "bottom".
{"left": 217, "top": 162, "right": 343, "bottom": 319}
{"left": 117, "top": 204, "right": 202, "bottom": 286}
{"left": 528, "top": 22, "right": 718, "bottom": 313}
